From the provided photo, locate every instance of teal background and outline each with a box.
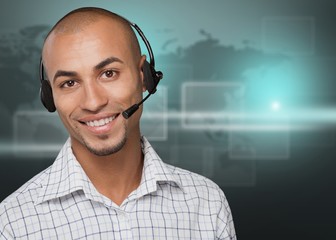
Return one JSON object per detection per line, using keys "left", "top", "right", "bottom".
{"left": 1, "top": 0, "right": 336, "bottom": 239}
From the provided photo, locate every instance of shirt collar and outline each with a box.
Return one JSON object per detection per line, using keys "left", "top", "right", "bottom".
{"left": 35, "top": 138, "right": 104, "bottom": 205}
{"left": 35, "top": 137, "right": 183, "bottom": 205}
{"left": 133, "top": 137, "right": 184, "bottom": 198}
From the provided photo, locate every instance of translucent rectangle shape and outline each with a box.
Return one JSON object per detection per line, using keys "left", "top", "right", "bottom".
{"left": 141, "top": 86, "right": 168, "bottom": 141}
{"left": 181, "top": 82, "right": 245, "bottom": 130}
{"left": 262, "top": 16, "right": 315, "bottom": 55}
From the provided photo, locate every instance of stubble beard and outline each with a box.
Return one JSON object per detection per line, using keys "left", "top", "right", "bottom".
{"left": 78, "top": 124, "right": 128, "bottom": 156}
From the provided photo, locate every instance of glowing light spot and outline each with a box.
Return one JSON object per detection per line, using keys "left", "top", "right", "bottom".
{"left": 271, "top": 101, "right": 281, "bottom": 111}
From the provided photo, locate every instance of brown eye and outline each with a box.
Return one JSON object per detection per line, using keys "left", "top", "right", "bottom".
{"left": 61, "top": 80, "right": 77, "bottom": 88}
{"left": 104, "top": 70, "right": 115, "bottom": 78}
{"left": 66, "top": 80, "right": 75, "bottom": 87}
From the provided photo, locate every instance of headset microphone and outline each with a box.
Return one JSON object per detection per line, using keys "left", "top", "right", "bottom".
{"left": 122, "top": 68, "right": 163, "bottom": 119}
{"left": 122, "top": 92, "right": 150, "bottom": 119}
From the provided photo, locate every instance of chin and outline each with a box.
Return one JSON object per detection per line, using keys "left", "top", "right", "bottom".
{"left": 71, "top": 121, "right": 129, "bottom": 156}
{"left": 85, "top": 137, "right": 127, "bottom": 156}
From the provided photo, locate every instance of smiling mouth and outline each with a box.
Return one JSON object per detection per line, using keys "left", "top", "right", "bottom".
{"left": 83, "top": 114, "right": 119, "bottom": 127}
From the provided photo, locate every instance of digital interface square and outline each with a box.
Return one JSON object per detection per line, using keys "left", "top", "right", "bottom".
{"left": 181, "top": 82, "right": 245, "bottom": 130}
{"left": 211, "top": 148, "right": 256, "bottom": 187}
{"left": 158, "top": 64, "right": 193, "bottom": 110}
{"left": 13, "top": 110, "right": 67, "bottom": 155}
{"left": 170, "top": 145, "right": 215, "bottom": 177}
{"left": 170, "top": 145, "right": 256, "bottom": 187}
{"left": 262, "top": 16, "right": 315, "bottom": 55}
{"left": 229, "top": 130, "right": 290, "bottom": 160}
{"left": 141, "top": 86, "right": 168, "bottom": 141}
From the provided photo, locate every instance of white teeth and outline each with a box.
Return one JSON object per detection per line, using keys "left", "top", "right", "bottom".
{"left": 85, "top": 116, "right": 116, "bottom": 127}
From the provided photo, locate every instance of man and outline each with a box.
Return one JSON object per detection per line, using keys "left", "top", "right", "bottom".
{"left": 0, "top": 7, "right": 236, "bottom": 239}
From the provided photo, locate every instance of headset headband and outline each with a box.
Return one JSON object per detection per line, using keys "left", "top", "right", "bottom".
{"left": 39, "top": 10, "right": 163, "bottom": 114}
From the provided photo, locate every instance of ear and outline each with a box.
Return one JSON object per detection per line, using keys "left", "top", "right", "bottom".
{"left": 139, "top": 55, "right": 147, "bottom": 92}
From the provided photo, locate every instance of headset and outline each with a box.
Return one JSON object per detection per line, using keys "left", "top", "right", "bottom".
{"left": 39, "top": 10, "right": 163, "bottom": 119}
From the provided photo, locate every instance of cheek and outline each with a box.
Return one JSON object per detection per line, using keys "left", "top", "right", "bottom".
{"left": 54, "top": 97, "right": 68, "bottom": 114}
{"left": 112, "top": 79, "right": 143, "bottom": 103}
{"left": 52, "top": 87, "right": 81, "bottom": 112}
{"left": 55, "top": 105, "right": 71, "bottom": 127}
{"left": 53, "top": 94, "right": 77, "bottom": 122}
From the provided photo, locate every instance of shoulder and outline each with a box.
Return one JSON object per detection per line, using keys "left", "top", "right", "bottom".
{"left": 0, "top": 140, "right": 71, "bottom": 212}
{"left": 166, "top": 163, "right": 227, "bottom": 203}
{"left": 0, "top": 166, "right": 51, "bottom": 236}
{"left": 165, "top": 164, "right": 236, "bottom": 238}
{"left": 0, "top": 166, "right": 52, "bottom": 238}
{"left": 0, "top": 166, "right": 51, "bottom": 217}
{"left": 165, "top": 164, "right": 236, "bottom": 230}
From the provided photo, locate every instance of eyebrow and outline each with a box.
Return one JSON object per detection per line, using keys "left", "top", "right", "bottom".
{"left": 53, "top": 70, "right": 77, "bottom": 83}
{"left": 94, "top": 57, "right": 124, "bottom": 70}
{"left": 52, "top": 57, "right": 124, "bottom": 83}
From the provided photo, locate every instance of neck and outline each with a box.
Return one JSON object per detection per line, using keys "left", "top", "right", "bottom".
{"left": 71, "top": 134, "right": 144, "bottom": 206}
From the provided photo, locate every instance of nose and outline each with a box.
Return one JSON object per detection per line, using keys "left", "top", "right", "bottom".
{"left": 80, "top": 82, "right": 108, "bottom": 112}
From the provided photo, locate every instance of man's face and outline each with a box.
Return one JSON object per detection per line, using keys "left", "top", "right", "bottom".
{"left": 42, "top": 19, "right": 146, "bottom": 156}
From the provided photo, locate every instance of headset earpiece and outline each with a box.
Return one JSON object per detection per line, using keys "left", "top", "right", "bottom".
{"left": 142, "top": 60, "right": 162, "bottom": 94}
{"left": 40, "top": 78, "right": 56, "bottom": 112}
{"left": 39, "top": 59, "right": 56, "bottom": 112}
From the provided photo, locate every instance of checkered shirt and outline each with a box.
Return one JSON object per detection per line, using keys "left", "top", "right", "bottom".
{"left": 0, "top": 137, "right": 236, "bottom": 239}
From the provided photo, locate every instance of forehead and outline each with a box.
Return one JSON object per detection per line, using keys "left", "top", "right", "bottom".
{"left": 42, "top": 19, "right": 134, "bottom": 70}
